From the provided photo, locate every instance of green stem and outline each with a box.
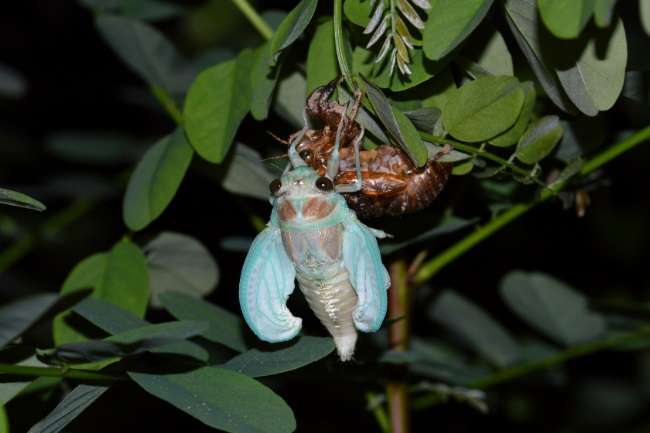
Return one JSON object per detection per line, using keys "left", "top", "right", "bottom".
{"left": 366, "top": 392, "right": 391, "bottom": 433}
{"left": 471, "top": 327, "right": 650, "bottom": 389}
{"left": 420, "top": 132, "right": 548, "bottom": 189}
{"left": 333, "top": 0, "right": 354, "bottom": 90}
{"left": 149, "top": 84, "right": 183, "bottom": 125}
{"left": 413, "top": 124, "right": 650, "bottom": 286}
{"left": 412, "top": 326, "right": 650, "bottom": 410}
{"left": 231, "top": 0, "right": 274, "bottom": 41}
{"left": 0, "top": 364, "right": 125, "bottom": 381}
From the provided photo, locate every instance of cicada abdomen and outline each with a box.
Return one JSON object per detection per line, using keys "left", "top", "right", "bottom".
{"left": 294, "top": 77, "right": 452, "bottom": 219}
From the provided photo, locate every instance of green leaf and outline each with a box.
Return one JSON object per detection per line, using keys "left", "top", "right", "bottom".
{"left": 489, "top": 82, "right": 536, "bottom": 147}
{"left": 593, "top": 0, "right": 618, "bottom": 28}
{"left": 502, "top": 0, "right": 579, "bottom": 114}
{"left": 123, "top": 127, "right": 193, "bottom": 231}
{"left": 220, "top": 143, "right": 276, "bottom": 201}
{"left": 543, "top": 17, "right": 627, "bottom": 116}
{"left": 337, "top": 86, "right": 390, "bottom": 143}
{"left": 219, "top": 336, "right": 335, "bottom": 377}
{"left": 73, "top": 298, "right": 210, "bottom": 363}
{"left": 500, "top": 270, "right": 607, "bottom": 346}
{"left": 250, "top": 41, "right": 281, "bottom": 121}
{"left": 0, "top": 293, "right": 58, "bottom": 347}
{"left": 442, "top": 76, "right": 524, "bottom": 142}
{"left": 95, "top": 15, "right": 195, "bottom": 95}
{"left": 423, "top": 0, "right": 494, "bottom": 61}
{"left": 26, "top": 384, "right": 110, "bottom": 433}
{"left": 429, "top": 290, "right": 520, "bottom": 367}
{"left": 184, "top": 49, "right": 255, "bottom": 163}
{"left": 306, "top": 19, "right": 338, "bottom": 95}
{"left": 343, "top": 0, "right": 373, "bottom": 27}
{"left": 538, "top": 0, "right": 596, "bottom": 39}
{"left": 54, "top": 240, "right": 150, "bottom": 347}
{"left": 160, "top": 292, "right": 249, "bottom": 353}
{"left": 43, "top": 321, "right": 207, "bottom": 364}
{"left": 269, "top": 0, "right": 318, "bottom": 66}
{"left": 0, "top": 188, "right": 46, "bottom": 211}
{"left": 144, "top": 232, "right": 219, "bottom": 308}
{"left": 274, "top": 71, "right": 307, "bottom": 128}
{"left": 130, "top": 366, "right": 296, "bottom": 433}
{"left": 515, "top": 115, "right": 563, "bottom": 164}
{"left": 461, "top": 22, "right": 514, "bottom": 77}
{"left": 642, "top": 0, "right": 650, "bottom": 35}
{"left": 362, "top": 76, "right": 428, "bottom": 166}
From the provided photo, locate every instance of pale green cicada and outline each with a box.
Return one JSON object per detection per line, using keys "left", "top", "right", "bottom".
{"left": 239, "top": 113, "right": 390, "bottom": 361}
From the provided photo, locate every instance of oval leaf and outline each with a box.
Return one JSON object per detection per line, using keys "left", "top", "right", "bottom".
{"left": 220, "top": 144, "right": 276, "bottom": 201}
{"left": 306, "top": 19, "right": 338, "bottom": 95}
{"left": 26, "top": 384, "right": 110, "bottom": 433}
{"left": 544, "top": 17, "right": 627, "bottom": 116}
{"left": 429, "top": 290, "right": 520, "bottom": 367}
{"left": 160, "top": 292, "right": 249, "bottom": 352}
{"left": 362, "top": 76, "right": 428, "bottom": 166}
{"left": 423, "top": 0, "right": 494, "bottom": 60}
{"left": 219, "top": 336, "right": 335, "bottom": 377}
{"left": 95, "top": 15, "right": 195, "bottom": 95}
{"left": 538, "top": 0, "right": 596, "bottom": 39}
{"left": 442, "top": 76, "right": 524, "bottom": 142}
{"left": 502, "top": 0, "right": 579, "bottom": 114}
{"left": 129, "top": 367, "right": 296, "bottom": 433}
{"left": 250, "top": 41, "right": 281, "bottom": 121}
{"left": 0, "top": 188, "right": 46, "bottom": 212}
{"left": 184, "top": 50, "right": 255, "bottom": 163}
{"left": 123, "top": 127, "right": 193, "bottom": 231}
{"left": 500, "top": 270, "right": 607, "bottom": 346}
{"left": 269, "top": 0, "right": 318, "bottom": 65}
{"left": 144, "top": 231, "right": 219, "bottom": 307}
{"left": 489, "top": 82, "right": 536, "bottom": 147}
{"left": 54, "top": 240, "right": 150, "bottom": 347}
{"left": 515, "top": 115, "right": 563, "bottom": 164}
{"left": 0, "top": 294, "right": 58, "bottom": 347}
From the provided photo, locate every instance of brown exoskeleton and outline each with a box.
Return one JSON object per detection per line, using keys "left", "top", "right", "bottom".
{"left": 290, "top": 77, "right": 452, "bottom": 219}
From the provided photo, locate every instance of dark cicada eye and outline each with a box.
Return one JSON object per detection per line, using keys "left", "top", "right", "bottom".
{"left": 315, "top": 176, "right": 334, "bottom": 191}
{"left": 299, "top": 149, "right": 314, "bottom": 164}
{"left": 269, "top": 178, "right": 282, "bottom": 194}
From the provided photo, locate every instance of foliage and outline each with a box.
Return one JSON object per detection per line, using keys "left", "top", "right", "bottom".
{"left": 1, "top": 0, "right": 650, "bottom": 432}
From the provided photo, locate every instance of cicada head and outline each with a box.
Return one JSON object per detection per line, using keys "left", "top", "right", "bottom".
{"left": 269, "top": 166, "right": 346, "bottom": 230}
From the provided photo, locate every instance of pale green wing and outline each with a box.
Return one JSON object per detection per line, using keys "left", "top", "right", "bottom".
{"left": 239, "top": 225, "right": 302, "bottom": 342}
{"left": 342, "top": 221, "right": 390, "bottom": 332}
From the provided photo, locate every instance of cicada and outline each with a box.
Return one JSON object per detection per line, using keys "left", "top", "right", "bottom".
{"left": 239, "top": 114, "right": 390, "bottom": 361}
{"left": 293, "top": 78, "right": 452, "bottom": 219}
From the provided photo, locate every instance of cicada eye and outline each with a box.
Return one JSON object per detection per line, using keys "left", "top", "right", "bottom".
{"left": 299, "top": 149, "right": 314, "bottom": 164}
{"left": 269, "top": 178, "right": 282, "bottom": 194}
{"left": 315, "top": 176, "right": 334, "bottom": 191}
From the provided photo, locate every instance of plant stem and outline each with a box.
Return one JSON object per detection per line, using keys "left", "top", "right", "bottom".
{"left": 0, "top": 363, "right": 125, "bottom": 381}
{"left": 386, "top": 259, "right": 411, "bottom": 433}
{"left": 149, "top": 84, "right": 183, "bottom": 125}
{"left": 231, "top": 0, "right": 274, "bottom": 41}
{"left": 413, "top": 124, "right": 650, "bottom": 286}
{"left": 333, "top": 0, "right": 354, "bottom": 90}
{"left": 411, "top": 326, "right": 650, "bottom": 410}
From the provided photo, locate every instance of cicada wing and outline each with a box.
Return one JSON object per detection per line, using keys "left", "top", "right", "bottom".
{"left": 239, "top": 226, "right": 302, "bottom": 342}
{"left": 342, "top": 221, "right": 390, "bottom": 332}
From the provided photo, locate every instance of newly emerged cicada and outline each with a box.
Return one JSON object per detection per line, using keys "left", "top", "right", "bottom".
{"left": 291, "top": 77, "right": 453, "bottom": 219}
{"left": 239, "top": 113, "right": 390, "bottom": 361}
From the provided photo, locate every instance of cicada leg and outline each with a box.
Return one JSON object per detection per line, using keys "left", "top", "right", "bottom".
{"left": 287, "top": 110, "right": 310, "bottom": 169}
